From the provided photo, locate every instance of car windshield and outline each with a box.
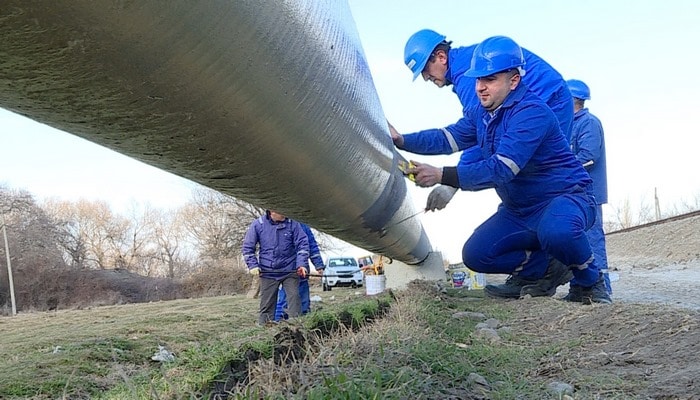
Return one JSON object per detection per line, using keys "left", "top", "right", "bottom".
{"left": 328, "top": 258, "right": 357, "bottom": 268}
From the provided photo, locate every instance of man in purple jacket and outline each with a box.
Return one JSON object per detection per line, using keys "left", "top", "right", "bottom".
{"left": 242, "top": 210, "right": 310, "bottom": 325}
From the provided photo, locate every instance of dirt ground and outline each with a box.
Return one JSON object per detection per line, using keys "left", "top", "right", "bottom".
{"left": 506, "top": 214, "right": 700, "bottom": 398}
{"left": 605, "top": 214, "right": 700, "bottom": 311}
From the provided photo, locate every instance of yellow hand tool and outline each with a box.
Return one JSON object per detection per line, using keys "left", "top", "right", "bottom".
{"left": 398, "top": 160, "right": 416, "bottom": 182}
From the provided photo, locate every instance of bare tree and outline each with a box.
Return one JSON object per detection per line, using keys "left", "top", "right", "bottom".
{"left": 114, "top": 203, "right": 160, "bottom": 275}
{"left": 43, "top": 199, "right": 83, "bottom": 268}
{"left": 310, "top": 227, "right": 346, "bottom": 255}
{"left": 44, "top": 199, "right": 127, "bottom": 269}
{"left": 610, "top": 198, "right": 633, "bottom": 231}
{"left": 179, "top": 187, "right": 262, "bottom": 265}
{"left": 153, "top": 208, "right": 196, "bottom": 278}
{"left": 637, "top": 196, "right": 654, "bottom": 225}
{"left": 609, "top": 195, "right": 658, "bottom": 231}
{"left": 1, "top": 188, "right": 64, "bottom": 270}
{"left": 664, "top": 191, "right": 700, "bottom": 218}
{"left": 1, "top": 186, "right": 65, "bottom": 313}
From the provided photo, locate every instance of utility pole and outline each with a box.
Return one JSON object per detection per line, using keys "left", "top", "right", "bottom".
{"left": 654, "top": 187, "right": 661, "bottom": 220}
{"left": 1, "top": 213, "right": 17, "bottom": 316}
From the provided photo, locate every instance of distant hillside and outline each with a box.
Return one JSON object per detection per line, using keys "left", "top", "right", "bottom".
{"left": 607, "top": 212, "right": 700, "bottom": 266}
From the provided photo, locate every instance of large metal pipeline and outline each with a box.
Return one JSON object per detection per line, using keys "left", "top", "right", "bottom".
{"left": 0, "top": 1, "right": 431, "bottom": 263}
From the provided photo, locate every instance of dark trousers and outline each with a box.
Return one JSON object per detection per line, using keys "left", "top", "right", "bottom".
{"left": 258, "top": 273, "right": 300, "bottom": 324}
{"left": 275, "top": 279, "right": 310, "bottom": 321}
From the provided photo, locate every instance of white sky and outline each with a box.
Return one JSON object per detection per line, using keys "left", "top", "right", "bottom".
{"left": 2, "top": 1, "right": 699, "bottom": 262}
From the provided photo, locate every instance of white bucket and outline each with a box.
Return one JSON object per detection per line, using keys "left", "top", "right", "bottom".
{"left": 365, "top": 275, "right": 386, "bottom": 295}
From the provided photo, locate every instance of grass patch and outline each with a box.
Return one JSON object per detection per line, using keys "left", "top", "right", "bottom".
{"left": 0, "top": 295, "right": 262, "bottom": 398}
{"left": 1, "top": 281, "right": 691, "bottom": 398}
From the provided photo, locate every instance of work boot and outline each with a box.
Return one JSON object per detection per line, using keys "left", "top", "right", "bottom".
{"left": 579, "top": 275, "right": 612, "bottom": 305}
{"left": 484, "top": 275, "right": 536, "bottom": 299}
{"left": 520, "top": 257, "right": 574, "bottom": 297}
{"left": 562, "top": 285, "right": 583, "bottom": 302}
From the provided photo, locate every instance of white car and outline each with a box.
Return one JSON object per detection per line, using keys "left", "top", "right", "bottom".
{"left": 322, "top": 257, "right": 363, "bottom": 290}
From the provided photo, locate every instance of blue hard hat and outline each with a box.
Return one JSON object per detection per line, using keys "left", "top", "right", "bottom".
{"left": 464, "top": 36, "right": 526, "bottom": 78}
{"left": 567, "top": 79, "right": 591, "bottom": 100}
{"left": 404, "top": 29, "right": 446, "bottom": 81}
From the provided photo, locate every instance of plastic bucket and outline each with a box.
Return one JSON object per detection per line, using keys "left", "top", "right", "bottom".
{"left": 469, "top": 270, "right": 486, "bottom": 289}
{"left": 447, "top": 266, "right": 485, "bottom": 290}
{"left": 365, "top": 275, "right": 386, "bottom": 295}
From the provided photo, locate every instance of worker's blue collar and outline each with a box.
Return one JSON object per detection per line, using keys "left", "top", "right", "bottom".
{"left": 500, "top": 81, "right": 529, "bottom": 110}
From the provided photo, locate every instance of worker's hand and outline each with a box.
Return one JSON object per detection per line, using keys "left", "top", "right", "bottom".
{"left": 387, "top": 121, "right": 404, "bottom": 148}
{"left": 315, "top": 268, "right": 324, "bottom": 275}
{"left": 407, "top": 160, "right": 442, "bottom": 188}
{"left": 296, "top": 266, "right": 307, "bottom": 278}
{"left": 426, "top": 185, "right": 458, "bottom": 211}
{"left": 249, "top": 267, "right": 260, "bottom": 276}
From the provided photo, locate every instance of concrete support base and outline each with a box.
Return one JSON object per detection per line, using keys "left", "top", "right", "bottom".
{"left": 383, "top": 251, "right": 446, "bottom": 290}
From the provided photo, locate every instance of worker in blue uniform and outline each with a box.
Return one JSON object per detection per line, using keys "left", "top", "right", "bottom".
{"left": 394, "top": 36, "right": 611, "bottom": 304}
{"left": 393, "top": 29, "right": 573, "bottom": 213}
{"left": 564, "top": 79, "right": 612, "bottom": 299}
{"left": 391, "top": 29, "right": 580, "bottom": 298}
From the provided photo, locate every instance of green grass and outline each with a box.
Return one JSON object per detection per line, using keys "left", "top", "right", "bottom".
{"left": 0, "top": 287, "right": 391, "bottom": 399}
{"left": 0, "top": 295, "right": 260, "bottom": 398}
{"left": 0, "top": 283, "right": 660, "bottom": 399}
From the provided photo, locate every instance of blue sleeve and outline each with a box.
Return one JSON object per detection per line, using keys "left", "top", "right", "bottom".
{"left": 455, "top": 156, "right": 515, "bottom": 191}
{"left": 300, "top": 223, "right": 324, "bottom": 269}
{"left": 292, "top": 222, "right": 310, "bottom": 268}
{"left": 573, "top": 117, "right": 603, "bottom": 169}
{"left": 242, "top": 221, "right": 260, "bottom": 269}
{"left": 459, "top": 146, "right": 483, "bottom": 165}
{"left": 448, "top": 113, "right": 479, "bottom": 149}
{"left": 401, "top": 115, "right": 478, "bottom": 155}
{"left": 401, "top": 127, "right": 454, "bottom": 155}
{"left": 456, "top": 103, "right": 549, "bottom": 190}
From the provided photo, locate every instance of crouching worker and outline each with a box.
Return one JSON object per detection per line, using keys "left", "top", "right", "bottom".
{"left": 396, "top": 36, "right": 611, "bottom": 304}
{"left": 242, "top": 210, "right": 310, "bottom": 325}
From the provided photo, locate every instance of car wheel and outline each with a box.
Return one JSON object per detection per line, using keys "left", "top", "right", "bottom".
{"left": 351, "top": 282, "right": 358, "bottom": 289}
{"left": 323, "top": 282, "right": 331, "bottom": 291}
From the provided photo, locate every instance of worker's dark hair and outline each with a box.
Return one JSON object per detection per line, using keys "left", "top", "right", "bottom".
{"left": 427, "top": 40, "right": 452, "bottom": 63}
{"left": 505, "top": 68, "right": 521, "bottom": 78}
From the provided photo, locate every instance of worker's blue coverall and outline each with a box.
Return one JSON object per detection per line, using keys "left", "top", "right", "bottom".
{"left": 403, "top": 82, "right": 601, "bottom": 286}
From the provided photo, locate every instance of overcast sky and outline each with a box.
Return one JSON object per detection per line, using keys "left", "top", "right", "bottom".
{"left": 2, "top": 1, "right": 699, "bottom": 261}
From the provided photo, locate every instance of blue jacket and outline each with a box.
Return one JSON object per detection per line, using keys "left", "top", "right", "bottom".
{"left": 299, "top": 223, "right": 324, "bottom": 279}
{"left": 242, "top": 212, "right": 309, "bottom": 280}
{"left": 442, "top": 82, "right": 592, "bottom": 212}
{"left": 402, "top": 45, "right": 573, "bottom": 156}
{"left": 570, "top": 108, "right": 607, "bottom": 204}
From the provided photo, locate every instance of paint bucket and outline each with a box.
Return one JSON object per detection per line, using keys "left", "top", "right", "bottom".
{"left": 447, "top": 264, "right": 485, "bottom": 290}
{"left": 365, "top": 275, "right": 386, "bottom": 295}
{"left": 451, "top": 271, "right": 468, "bottom": 288}
{"left": 469, "top": 270, "right": 486, "bottom": 289}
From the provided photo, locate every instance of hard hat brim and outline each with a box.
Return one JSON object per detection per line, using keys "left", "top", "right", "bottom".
{"left": 464, "top": 69, "right": 492, "bottom": 78}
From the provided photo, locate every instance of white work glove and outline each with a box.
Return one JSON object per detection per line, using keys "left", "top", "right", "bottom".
{"left": 249, "top": 267, "right": 260, "bottom": 276}
{"left": 425, "top": 185, "right": 458, "bottom": 211}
